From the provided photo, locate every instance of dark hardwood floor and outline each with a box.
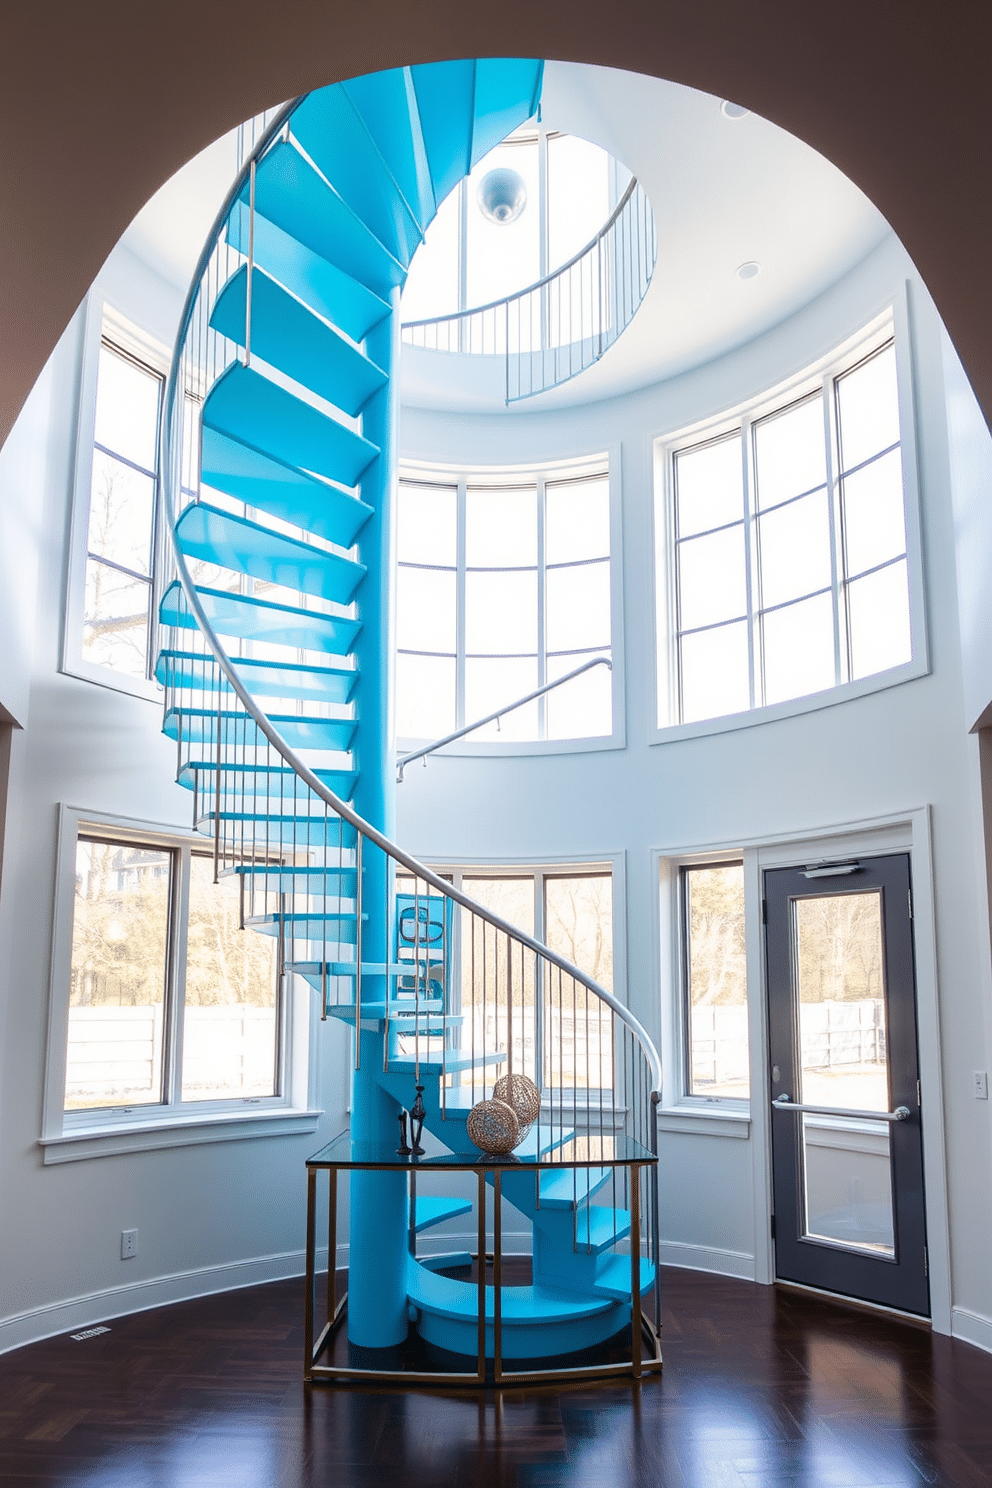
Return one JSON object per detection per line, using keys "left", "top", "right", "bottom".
{"left": 1, "top": 1267, "right": 991, "bottom": 1486}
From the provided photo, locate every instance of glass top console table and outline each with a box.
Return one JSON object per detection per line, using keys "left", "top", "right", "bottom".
{"left": 304, "top": 1131, "right": 662, "bottom": 1387}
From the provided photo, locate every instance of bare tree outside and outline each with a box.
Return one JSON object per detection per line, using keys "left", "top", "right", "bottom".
{"left": 684, "top": 863, "right": 749, "bottom": 1098}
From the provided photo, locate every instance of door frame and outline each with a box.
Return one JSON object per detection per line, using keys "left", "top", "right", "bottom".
{"left": 748, "top": 809, "right": 950, "bottom": 1332}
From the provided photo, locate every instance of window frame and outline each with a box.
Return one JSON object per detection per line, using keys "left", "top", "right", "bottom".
{"left": 40, "top": 804, "right": 321, "bottom": 1163}
{"left": 651, "top": 293, "right": 928, "bottom": 744}
{"left": 425, "top": 854, "right": 626, "bottom": 1112}
{"left": 396, "top": 448, "right": 625, "bottom": 757}
{"left": 677, "top": 857, "right": 750, "bottom": 1111}
{"left": 62, "top": 297, "right": 169, "bottom": 703}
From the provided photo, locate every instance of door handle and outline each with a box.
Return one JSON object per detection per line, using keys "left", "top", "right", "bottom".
{"left": 772, "top": 1094, "right": 911, "bottom": 1123}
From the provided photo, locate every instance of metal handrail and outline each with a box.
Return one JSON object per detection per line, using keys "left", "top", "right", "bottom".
{"left": 402, "top": 178, "right": 640, "bottom": 330}
{"left": 396, "top": 656, "right": 611, "bottom": 781}
{"left": 400, "top": 174, "right": 656, "bottom": 401}
{"left": 158, "top": 106, "right": 662, "bottom": 1095}
{"left": 772, "top": 1095, "right": 912, "bottom": 1123}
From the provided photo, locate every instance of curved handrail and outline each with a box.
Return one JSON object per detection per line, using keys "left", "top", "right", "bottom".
{"left": 159, "top": 94, "right": 662, "bottom": 1097}
{"left": 402, "top": 176, "right": 640, "bottom": 330}
{"left": 397, "top": 656, "right": 612, "bottom": 780}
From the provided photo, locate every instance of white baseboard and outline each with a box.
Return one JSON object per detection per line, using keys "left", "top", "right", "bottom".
{"left": 0, "top": 1231, "right": 534, "bottom": 1358}
{"left": 0, "top": 1246, "right": 326, "bottom": 1357}
{"left": 951, "top": 1305, "right": 992, "bottom": 1356}
{"left": 660, "top": 1240, "right": 756, "bottom": 1281}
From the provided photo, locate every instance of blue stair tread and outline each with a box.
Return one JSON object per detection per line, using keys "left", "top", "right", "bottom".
{"left": 226, "top": 201, "right": 390, "bottom": 344}
{"left": 250, "top": 139, "right": 406, "bottom": 294}
{"left": 322, "top": 1002, "right": 446, "bottom": 1025}
{"left": 343, "top": 68, "right": 436, "bottom": 229}
{"left": 386, "top": 1052, "right": 506, "bottom": 1075}
{"left": 235, "top": 866, "right": 357, "bottom": 888}
{"left": 538, "top": 1167, "right": 612, "bottom": 1210}
{"left": 574, "top": 1206, "right": 632, "bottom": 1255}
{"left": 200, "top": 426, "right": 373, "bottom": 547}
{"left": 591, "top": 1254, "right": 656, "bottom": 1302}
{"left": 469, "top": 60, "right": 544, "bottom": 166}
{"left": 160, "top": 579, "right": 361, "bottom": 654}
{"left": 288, "top": 962, "right": 444, "bottom": 986}
{"left": 210, "top": 265, "right": 388, "bottom": 415}
{"left": 163, "top": 706, "right": 355, "bottom": 753}
{"left": 289, "top": 86, "right": 424, "bottom": 267}
{"left": 414, "top": 1196, "right": 472, "bottom": 1234}
{"left": 178, "top": 760, "right": 355, "bottom": 789}
{"left": 409, "top": 61, "right": 475, "bottom": 206}
{"left": 248, "top": 915, "right": 359, "bottom": 942}
{"left": 156, "top": 649, "right": 356, "bottom": 704}
{"left": 202, "top": 361, "right": 378, "bottom": 491}
{"left": 407, "top": 1258, "right": 615, "bottom": 1325}
{"left": 174, "top": 501, "right": 366, "bottom": 607}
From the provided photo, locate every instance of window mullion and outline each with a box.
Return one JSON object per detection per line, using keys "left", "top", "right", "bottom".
{"left": 824, "top": 371, "right": 847, "bottom": 684}
{"left": 456, "top": 479, "right": 467, "bottom": 729}
{"left": 165, "top": 845, "right": 191, "bottom": 1108}
{"left": 741, "top": 418, "right": 758, "bottom": 708}
{"left": 537, "top": 476, "right": 547, "bottom": 738}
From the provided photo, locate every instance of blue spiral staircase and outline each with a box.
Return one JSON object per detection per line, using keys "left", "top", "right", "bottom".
{"left": 156, "top": 58, "right": 662, "bottom": 1375}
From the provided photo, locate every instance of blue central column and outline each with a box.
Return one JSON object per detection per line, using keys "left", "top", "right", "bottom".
{"left": 346, "top": 289, "right": 408, "bottom": 1351}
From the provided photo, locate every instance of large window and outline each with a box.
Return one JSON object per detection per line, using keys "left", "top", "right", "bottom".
{"left": 400, "top": 127, "right": 624, "bottom": 323}
{"left": 81, "top": 338, "right": 164, "bottom": 680}
{"left": 680, "top": 862, "right": 749, "bottom": 1101}
{"left": 658, "top": 331, "right": 918, "bottom": 728}
{"left": 396, "top": 463, "right": 614, "bottom": 745}
{"left": 434, "top": 865, "right": 616, "bottom": 1093}
{"left": 64, "top": 832, "right": 278, "bottom": 1115}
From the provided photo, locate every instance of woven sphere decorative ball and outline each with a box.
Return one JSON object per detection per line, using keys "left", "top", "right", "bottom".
{"left": 467, "top": 1097, "right": 520, "bottom": 1156}
{"left": 492, "top": 1072, "right": 540, "bottom": 1135}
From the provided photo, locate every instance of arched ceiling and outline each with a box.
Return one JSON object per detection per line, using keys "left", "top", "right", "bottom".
{"left": 402, "top": 63, "right": 891, "bottom": 410}
{"left": 1, "top": 1, "right": 989, "bottom": 442}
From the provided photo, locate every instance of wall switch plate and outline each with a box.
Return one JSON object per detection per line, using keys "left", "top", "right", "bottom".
{"left": 974, "top": 1071, "right": 989, "bottom": 1100}
{"left": 120, "top": 1229, "right": 138, "bottom": 1259}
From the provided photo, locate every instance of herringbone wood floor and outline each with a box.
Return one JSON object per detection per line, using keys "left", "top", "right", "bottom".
{"left": 1, "top": 1267, "right": 990, "bottom": 1486}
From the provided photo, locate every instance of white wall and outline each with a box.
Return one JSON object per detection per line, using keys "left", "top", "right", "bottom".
{"left": 2, "top": 225, "right": 991, "bottom": 1357}
{"left": 0, "top": 243, "right": 349, "bottom": 1352}
{"left": 396, "top": 233, "right": 992, "bottom": 1343}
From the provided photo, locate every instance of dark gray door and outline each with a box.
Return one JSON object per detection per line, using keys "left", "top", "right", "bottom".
{"left": 765, "top": 854, "right": 928, "bottom": 1316}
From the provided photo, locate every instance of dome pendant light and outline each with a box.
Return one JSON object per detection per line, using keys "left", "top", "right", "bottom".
{"left": 477, "top": 167, "right": 527, "bottom": 224}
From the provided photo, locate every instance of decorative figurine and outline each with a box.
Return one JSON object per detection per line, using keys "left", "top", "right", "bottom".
{"left": 396, "top": 1110, "right": 412, "bottom": 1156}
{"left": 409, "top": 1084, "right": 427, "bottom": 1155}
{"left": 492, "top": 1072, "right": 540, "bottom": 1143}
{"left": 467, "top": 1097, "right": 520, "bottom": 1155}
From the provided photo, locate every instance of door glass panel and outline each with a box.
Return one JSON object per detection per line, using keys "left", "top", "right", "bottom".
{"left": 794, "top": 891, "right": 895, "bottom": 1257}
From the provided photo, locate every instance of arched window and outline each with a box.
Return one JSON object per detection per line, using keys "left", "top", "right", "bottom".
{"left": 396, "top": 458, "right": 616, "bottom": 747}
{"left": 655, "top": 319, "right": 924, "bottom": 731}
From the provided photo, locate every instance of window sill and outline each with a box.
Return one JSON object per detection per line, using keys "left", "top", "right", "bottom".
{"left": 396, "top": 731, "right": 624, "bottom": 763}
{"left": 651, "top": 655, "right": 929, "bottom": 747}
{"left": 39, "top": 1107, "right": 323, "bottom": 1164}
{"left": 59, "top": 658, "right": 162, "bottom": 705}
{"left": 656, "top": 1104, "right": 750, "bottom": 1139}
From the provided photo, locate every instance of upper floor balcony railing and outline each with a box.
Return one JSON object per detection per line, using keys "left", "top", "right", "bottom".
{"left": 401, "top": 178, "right": 657, "bottom": 402}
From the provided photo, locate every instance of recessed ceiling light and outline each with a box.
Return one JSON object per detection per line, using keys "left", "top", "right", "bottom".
{"left": 721, "top": 100, "right": 750, "bottom": 120}
{"left": 737, "top": 261, "right": 761, "bottom": 280}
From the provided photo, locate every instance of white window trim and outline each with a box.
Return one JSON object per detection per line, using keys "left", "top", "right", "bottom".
{"left": 422, "top": 852, "right": 628, "bottom": 1111}
{"left": 397, "top": 445, "right": 625, "bottom": 758}
{"left": 61, "top": 295, "right": 170, "bottom": 705}
{"left": 656, "top": 848, "right": 753, "bottom": 1137}
{"left": 650, "top": 287, "right": 929, "bottom": 745}
{"left": 40, "top": 804, "right": 321, "bottom": 1163}
{"left": 652, "top": 808, "right": 951, "bottom": 1327}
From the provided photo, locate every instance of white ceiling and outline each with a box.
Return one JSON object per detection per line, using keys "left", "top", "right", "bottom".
{"left": 121, "top": 62, "right": 890, "bottom": 414}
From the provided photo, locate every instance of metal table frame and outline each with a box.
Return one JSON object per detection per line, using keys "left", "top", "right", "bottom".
{"left": 304, "top": 1136, "right": 663, "bottom": 1387}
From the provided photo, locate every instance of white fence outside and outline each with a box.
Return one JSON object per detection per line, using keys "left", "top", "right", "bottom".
{"left": 691, "top": 999, "right": 886, "bottom": 1092}
{"left": 64, "top": 1004, "right": 276, "bottom": 1107}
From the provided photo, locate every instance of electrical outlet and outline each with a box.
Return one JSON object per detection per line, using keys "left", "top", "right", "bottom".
{"left": 120, "top": 1229, "right": 138, "bottom": 1260}
{"left": 974, "top": 1071, "right": 989, "bottom": 1101}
